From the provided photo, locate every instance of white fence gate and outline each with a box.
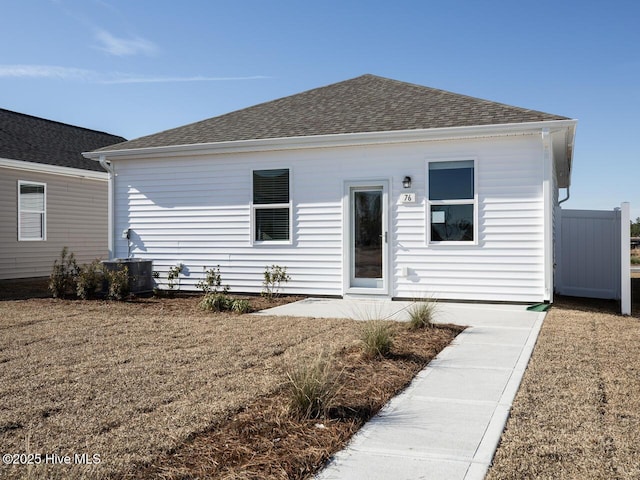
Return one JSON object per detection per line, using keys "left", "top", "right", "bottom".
{"left": 555, "top": 203, "right": 631, "bottom": 314}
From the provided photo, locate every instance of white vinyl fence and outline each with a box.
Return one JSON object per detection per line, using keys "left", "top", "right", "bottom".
{"left": 556, "top": 203, "right": 631, "bottom": 314}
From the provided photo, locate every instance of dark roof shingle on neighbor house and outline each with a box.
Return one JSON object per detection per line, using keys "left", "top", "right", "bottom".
{"left": 0, "top": 108, "right": 125, "bottom": 172}
{"left": 96, "top": 74, "right": 570, "bottom": 153}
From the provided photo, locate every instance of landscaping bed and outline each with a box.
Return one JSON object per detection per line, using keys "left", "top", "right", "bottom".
{"left": 0, "top": 295, "right": 459, "bottom": 479}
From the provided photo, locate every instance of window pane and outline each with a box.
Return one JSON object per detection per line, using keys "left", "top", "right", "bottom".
{"left": 255, "top": 208, "right": 289, "bottom": 241}
{"left": 430, "top": 204, "right": 474, "bottom": 241}
{"left": 429, "top": 161, "right": 473, "bottom": 200}
{"left": 354, "top": 190, "right": 382, "bottom": 279}
{"left": 20, "top": 212, "right": 44, "bottom": 239}
{"left": 428, "top": 160, "right": 474, "bottom": 171}
{"left": 253, "top": 169, "right": 289, "bottom": 204}
{"left": 20, "top": 184, "right": 45, "bottom": 211}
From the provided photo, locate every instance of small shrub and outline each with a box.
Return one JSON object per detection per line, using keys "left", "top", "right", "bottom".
{"left": 167, "top": 264, "right": 183, "bottom": 291}
{"left": 632, "top": 255, "right": 640, "bottom": 265}
{"left": 199, "top": 292, "right": 232, "bottom": 312}
{"left": 196, "top": 265, "right": 228, "bottom": 294}
{"left": 49, "top": 247, "right": 79, "bottom": 298}
{"left": 76, "top": 260, "right": 104, "bottom": 299}
{"left": 285, "top": 352, "right": 341, "bottom": 419}
{"left": 199, "top": 294, "right": 251, "bottom": 314}
{"left": 104, "top": 265, "right": 130, "bottom": 301}
{"left": 408, "top": 298, "right": 438, "bottom": 329}
{"left": 360, "top": 320, "right": 394, "bottom": 358}
{"left": 262, "top": 264, "right": 290, "bottom": 300}
{"left": 230, "top": 298, "right": 251, "bottom": 314}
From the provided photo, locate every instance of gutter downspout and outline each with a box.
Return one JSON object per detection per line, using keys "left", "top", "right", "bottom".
{"left": 99, "top": 155, "right": 115, "bottom": 260}
{"left": 542, "top": 129, "right": 553, "bottom": 302}
{"left": 559, "top": 186, "right": 570, "bottom": 205}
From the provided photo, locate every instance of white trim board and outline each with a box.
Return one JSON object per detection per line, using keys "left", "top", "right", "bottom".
{"left": 0, "top": 158, "right": 108, "bottom": 181}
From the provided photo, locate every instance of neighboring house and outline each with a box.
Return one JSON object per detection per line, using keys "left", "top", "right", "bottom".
{"left": 0, "top": 109, "right": 125, "bottom": 280}
{"left": 85, "top": 75, "right": 576, "bottom": 303}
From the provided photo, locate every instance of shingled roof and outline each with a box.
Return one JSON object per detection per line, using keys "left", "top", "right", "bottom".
{"left": 96, "top": 74, "right": 570, "bottom": 152}
{"left": 0, "top": 108, "right": 125, "bottom": 172}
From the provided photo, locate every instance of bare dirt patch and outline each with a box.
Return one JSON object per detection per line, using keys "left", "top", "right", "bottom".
{"left": 0, "top": 296, "right": 459, "bottom": 479}
{"left": 487, "top": 296, "right": 640, "bottom": 480}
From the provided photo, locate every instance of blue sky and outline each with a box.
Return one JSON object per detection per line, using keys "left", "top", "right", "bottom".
{"left": 1, "top": 0, "right": 638, "bottom": 219}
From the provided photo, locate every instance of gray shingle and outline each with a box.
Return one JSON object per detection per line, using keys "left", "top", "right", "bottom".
{"left": 0, "top": 109, "right": 125, "bottom": 171}
{"left": 96, "top": 74, "right": 570, "bottom": 152}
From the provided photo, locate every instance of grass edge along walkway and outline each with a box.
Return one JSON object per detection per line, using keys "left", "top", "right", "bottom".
{"left": 487, "top": 296, "right": 640, "bottom": 480}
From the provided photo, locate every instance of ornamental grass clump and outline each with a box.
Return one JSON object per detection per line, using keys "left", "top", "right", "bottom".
{"left": 408, "top": 297, "right": 438, "bottom": 329}
{"left": 285, "top": 352, "right": 342, "bottom": 419}
{"left": 360, "top": 320, "right": 394, "bottom": 359}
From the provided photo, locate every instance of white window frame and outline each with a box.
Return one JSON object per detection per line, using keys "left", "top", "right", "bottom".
{"left": 18, "top": 180, "right": 47, "bottom": 241}
{"left": 426, "top": 158, "right": 478, "bottom": 245}
{"left": 251, "top": 167, "right": 292, "bottom": 245}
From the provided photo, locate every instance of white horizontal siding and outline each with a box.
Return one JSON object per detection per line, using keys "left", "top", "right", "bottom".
{"left": 394, "top": 135, "right": 545, "bottom": 301}
{"left": 114, "top": 149, "right": 346, "bottom": 296}
{"left": 113, "top": 134, "right": 547, "bottom": 301}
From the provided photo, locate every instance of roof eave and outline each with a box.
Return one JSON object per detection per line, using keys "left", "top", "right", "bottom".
{"left": 0, "top": 157, "right": 108, "bottom": 180}
{"left": 83, "top": 119, "right": 578, "bottom": 160}
{"left": 551, "top": 122, "right": 577, "bottom": 189}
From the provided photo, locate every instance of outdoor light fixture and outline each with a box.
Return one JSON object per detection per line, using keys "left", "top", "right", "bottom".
{"left": 402, "top": 176, "right": 412, "bottom": 188}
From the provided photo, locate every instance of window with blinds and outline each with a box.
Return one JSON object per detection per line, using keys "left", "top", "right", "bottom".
{"left": 252, "top": 169, "right": 290, "bottom": 242}
{"left": 18, "top": 181, "right": 46, "bottom": 241}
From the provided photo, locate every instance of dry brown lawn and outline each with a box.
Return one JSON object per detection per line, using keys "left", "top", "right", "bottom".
{"left": 0, "top": 296, "right": 359, "bottom": 478}
{"left": 487, "top": 294, "right": 640, "bottom": 480}
{"left": 0, "top": 294, "right": 459, "bottom": 479}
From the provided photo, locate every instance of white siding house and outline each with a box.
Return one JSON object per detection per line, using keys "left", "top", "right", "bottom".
{"left": 85, "top": 75, "right": 576, "bottom": 303}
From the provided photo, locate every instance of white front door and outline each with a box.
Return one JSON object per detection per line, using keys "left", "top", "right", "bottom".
{"left": 345, "top": 181, "right": 389, "bottom": 294}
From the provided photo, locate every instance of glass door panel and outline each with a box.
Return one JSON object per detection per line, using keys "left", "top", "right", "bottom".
{"left": 350, "top": 186, "right": 384, "bottom": 289}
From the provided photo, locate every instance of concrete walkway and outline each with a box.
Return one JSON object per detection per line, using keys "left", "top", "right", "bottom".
{"left": 256, "top": 298, "right": 546, "bottom": 480}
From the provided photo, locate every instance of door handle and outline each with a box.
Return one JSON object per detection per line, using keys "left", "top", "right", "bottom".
{"left": 379, "top": 232, "right": 388, "bottom": 243}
